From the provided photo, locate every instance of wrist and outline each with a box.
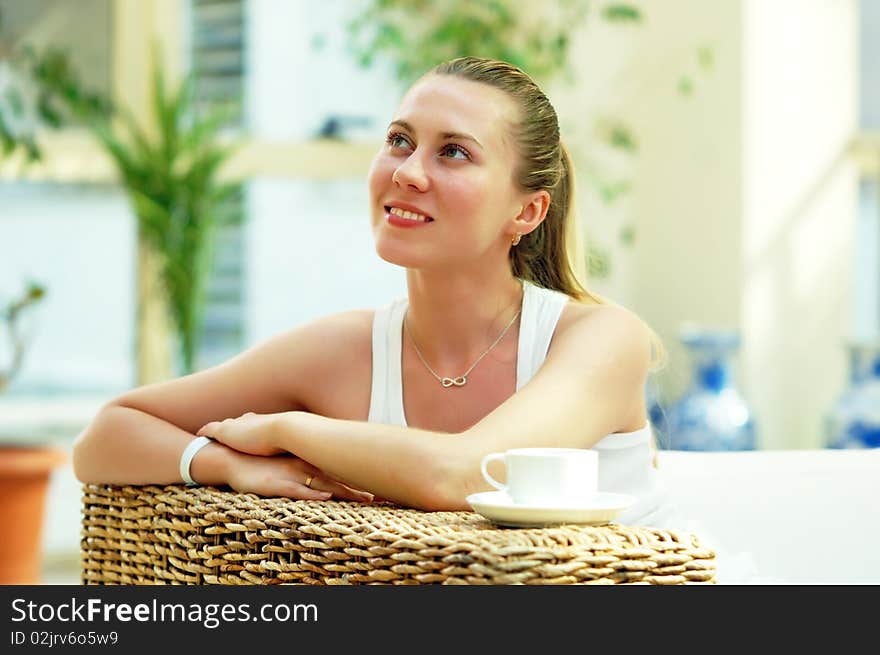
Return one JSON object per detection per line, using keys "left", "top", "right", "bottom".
{"left": 188, "top": 439, "right": 238, "bottom": 486}
{"left": 274, "top": 410, "right": 307, "bottom": 452}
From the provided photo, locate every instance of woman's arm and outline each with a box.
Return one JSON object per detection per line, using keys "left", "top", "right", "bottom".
{"left": 277, "top": 413, "right": 460, "bottom": 510}
{"left": 74, "top": 403, "right": 234, "bottom": 486}
{"left": 200, "top": 304, "right": 652, "bottom": 510}
{"left": 74, "top": 405, "right": 370, "bottom": 500}
{"left": 72, "top": 309, "right": 374, "bottom": 502}
{"left": 73, "top": 327, "right": 303, "bottom": 485}
{"left": 197, "top": 410, "right": 458, "bottom": 509}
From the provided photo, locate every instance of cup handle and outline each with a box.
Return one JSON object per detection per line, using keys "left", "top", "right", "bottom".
{"left": 480, "top": 453, "right": 507, "bottom": 492}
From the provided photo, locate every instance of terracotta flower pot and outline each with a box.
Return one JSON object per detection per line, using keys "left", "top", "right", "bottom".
{"left": 0, "top": 446, "right": 67, "bottom": 585}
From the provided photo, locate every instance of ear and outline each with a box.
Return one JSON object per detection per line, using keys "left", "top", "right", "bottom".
{"left": 512, "top": 190, "right": 551, "bottom": 235}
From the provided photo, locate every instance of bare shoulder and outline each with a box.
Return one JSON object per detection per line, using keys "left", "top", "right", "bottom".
{"left": 551, "top": 301, "right": 653, "bottom": 373}
{"left": 291, "top": 308, "right": 374, "bottom": 349}
{"left": 548, "top": 302, "right": 652, "bottom": 431}
{"left": 282, "top": 308, "right": 374, "bottom": 406}
{"left": 105, "top": 308, "right": 375, "bottom": 435}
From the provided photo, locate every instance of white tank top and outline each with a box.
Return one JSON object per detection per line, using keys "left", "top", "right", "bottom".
{"left": 367, "top": 278, "right": 674, "bottom": 527}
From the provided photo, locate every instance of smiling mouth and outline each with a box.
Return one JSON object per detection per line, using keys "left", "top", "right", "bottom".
{"left": 385, "top": 206, "right": 434, "bottom": 223}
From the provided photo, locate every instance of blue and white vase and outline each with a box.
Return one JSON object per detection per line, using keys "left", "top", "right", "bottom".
{"left": 826, "top": 340, "right": 880, "bottom": 449}
{"left": 662, "top": 326, "right": 756, "bottom": 451}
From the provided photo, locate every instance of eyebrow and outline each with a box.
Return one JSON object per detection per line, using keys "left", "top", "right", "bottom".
{"left": 388, "top": 120, "right": 484, "bottom": 149}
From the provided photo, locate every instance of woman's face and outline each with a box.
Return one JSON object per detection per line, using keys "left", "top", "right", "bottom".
{"left": 368, "top": 74, "right": 527, "bottom": 270}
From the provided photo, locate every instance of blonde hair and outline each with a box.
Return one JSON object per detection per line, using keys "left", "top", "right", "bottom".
{"left": 431, "top": 57, "right": 666, "bottom": 370}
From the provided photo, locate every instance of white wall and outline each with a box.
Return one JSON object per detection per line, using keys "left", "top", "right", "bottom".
{"left": 624, "top": 1, "right": 747, "bottom": 406}
{"left": 546, "top": 12, "right": 643, "bottom": 305}
{"left": 741, "top": 0, "right": 857, "bottom": 449}
{"left": 576, "top": 0, "right": 859, "bottom": 450}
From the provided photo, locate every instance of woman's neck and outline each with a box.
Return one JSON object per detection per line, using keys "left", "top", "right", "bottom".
{"left": 403, "top": 268, "right": 524, "bottom": 371}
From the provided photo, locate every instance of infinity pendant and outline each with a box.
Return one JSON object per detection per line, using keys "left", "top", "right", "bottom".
{"left": 441, "top": 376, "right": 467, "bottom": 388}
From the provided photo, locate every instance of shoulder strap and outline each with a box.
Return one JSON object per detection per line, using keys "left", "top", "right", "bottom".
{"left": 368, "top": 296, "right": 408, "bottom": 425}
{"left": 516, "top": 280, "right": 570, "bottom": 391}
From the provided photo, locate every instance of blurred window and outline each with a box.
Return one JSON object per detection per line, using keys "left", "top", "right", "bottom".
{"left": 191, "top": 0, "right": 245, "bottom": 128}
{"left": 189, "top": 0, "right": 246, "bottom": 370}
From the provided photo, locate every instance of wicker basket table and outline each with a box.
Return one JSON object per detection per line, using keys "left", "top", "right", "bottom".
{"left": 80, "top": 484, "right": 716, "bottom": 585}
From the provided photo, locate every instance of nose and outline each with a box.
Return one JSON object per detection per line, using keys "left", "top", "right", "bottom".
{"left": 392, "top": 151, "right": 430, "bottom": 192}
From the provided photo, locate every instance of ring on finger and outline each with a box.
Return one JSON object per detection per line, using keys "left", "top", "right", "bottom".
{"left": 304, "top": 474, "right": 314, "bottom": 489}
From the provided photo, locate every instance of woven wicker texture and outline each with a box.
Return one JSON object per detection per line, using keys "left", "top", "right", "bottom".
{"left": 81, "top": 484, "right": 716, "bottom": 585}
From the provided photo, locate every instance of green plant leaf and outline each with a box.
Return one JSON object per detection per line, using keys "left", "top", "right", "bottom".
{"left": 4, "top": 87, "right": 25, "bottom": 116}
{"left": 608, "top": 125, "right": 637, "bottom": 152}
{"left": 697, "top": 45, "right": 714, "bottom": 71}
{"left": 0, "top": 113, "right": 18, "bottom": 156}
{"left": 587, "top": 243, "right": 611, "bottom": 278}
{"left": 601, "top": 3, "right": 641, "bottom": 23}
{"left": 36, "top": 92, "right": 62, "bottom": 128}
{"left": 346, "top": 0, "right": 591, "bottom": 88}
{"left": 678, "top": 75, "right": 694, "bottom": 96}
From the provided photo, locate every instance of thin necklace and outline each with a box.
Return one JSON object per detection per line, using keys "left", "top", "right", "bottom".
{"left": 404, "top": 304, "right": 522, "bottom": 388}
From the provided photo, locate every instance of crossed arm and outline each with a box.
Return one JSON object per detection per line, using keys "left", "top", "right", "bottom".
{"left": 197, "top": 304, "right": 651, "bottom": 510}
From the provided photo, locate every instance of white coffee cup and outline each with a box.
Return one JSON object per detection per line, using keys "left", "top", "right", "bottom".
{"left": 480, "top": 447, "right": 598, "bottom": 506}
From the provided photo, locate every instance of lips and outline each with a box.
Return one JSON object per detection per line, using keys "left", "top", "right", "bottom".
{"left": 384, "top": 204, "right": 434, "bottom": 223}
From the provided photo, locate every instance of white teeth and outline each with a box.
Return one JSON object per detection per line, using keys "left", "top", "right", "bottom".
{"left": 389, "top": 206, "right": 430, "bottom": 222}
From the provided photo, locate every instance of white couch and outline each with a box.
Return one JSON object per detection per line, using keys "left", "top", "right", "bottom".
{"left": 655, "top": 448, "right": 880, "bottom": 584}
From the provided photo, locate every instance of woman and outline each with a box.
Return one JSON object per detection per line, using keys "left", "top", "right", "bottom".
{"left": 73, "top": 57, "right": 670, "bottom": 524}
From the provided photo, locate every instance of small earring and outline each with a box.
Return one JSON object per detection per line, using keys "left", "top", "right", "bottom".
{"left": 511, "top": 232, "right": 522, "bottom": 246}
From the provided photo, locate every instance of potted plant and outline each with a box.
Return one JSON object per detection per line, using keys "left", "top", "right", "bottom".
{"left": 84, "top": 60, "right": 243, "bottom": 376}
{"left": 4, "top": 36, "right": 242, "bottom": 379}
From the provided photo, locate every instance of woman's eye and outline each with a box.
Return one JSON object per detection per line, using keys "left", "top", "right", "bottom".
{"left": 386, "top": 133, "right": 411, "bottom": 149}
{"left": 441, "top": 144, "right": 470, "bottom": 160}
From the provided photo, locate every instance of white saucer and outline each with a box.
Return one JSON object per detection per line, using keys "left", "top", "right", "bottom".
{"left": 466, "top": 491, "right": 635, "bottom": 528}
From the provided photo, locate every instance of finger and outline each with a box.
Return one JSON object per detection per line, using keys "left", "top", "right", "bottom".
{"left": 197, "top": 422, "right": 219, "bottom": 437}
{"left": 335, "top": 483, "right": 374, "bottom": 503}
{"left": 309, "top": 477, "right": 374, "bottom": 503}
{"left": 270, "top": 479, "right": 332, "bottom": 501}
{"left": 324, "top": 476, "right": 375, "bottom": 502}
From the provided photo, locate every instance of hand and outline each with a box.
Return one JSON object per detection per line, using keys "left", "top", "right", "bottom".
{"left": 197, "top": 411, "right": 289, "bottom": 456}
{"left": 226, "top": 451, "right": 374, "bottom": 503}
